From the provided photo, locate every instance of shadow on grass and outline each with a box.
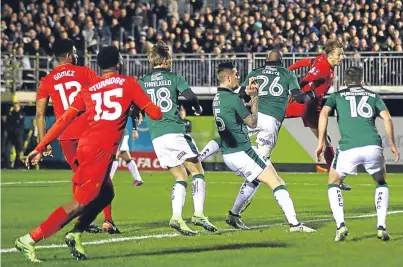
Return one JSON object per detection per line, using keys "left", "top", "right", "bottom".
{"left": 90, "top": 241, "right": 288, "bottom": 260}
{"left": 349, "top": 232, "right": 403, "bottom": 242}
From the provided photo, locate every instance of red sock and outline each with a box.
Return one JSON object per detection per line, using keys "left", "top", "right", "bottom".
{"left": 103, "top": 204, "right": 113, "bottom": 222}
{"left": 30, "top": 207, "right": 69, "bottom": 242}
{"left": 324, "top": 146, "right": 335, "bottom": 170}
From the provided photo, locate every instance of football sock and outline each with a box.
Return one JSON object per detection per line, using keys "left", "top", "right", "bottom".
{"left": 103, "top": 204, "right": 113, "bottom": 222}
{"left": 109, "top": 160, "right": 119, "bottom": 180}
{"left": 29, "top": 207, "right": 69, "bottom": 243}
{"left": 324, "top": 146, "right": 335, "bottom": 170}
{"left": 199, "top": 139, "right": 220, "bottom": 161}
{"left": 192, "top": 174, "right": 206, "bottom": 217}
{"left": 127, "top": 159, "right": 142, "bottom": 182}
{"left": 273, "top": 185, "right": 299, "bottom": 226}
{"left": 375, "top": 184, "right": 389, "bottom": 229}
{"left": 328, "top": 184, "right": 345, "bottom": 228}
{"left": 172, "top": 181, "right": 187, "bottom": 218}
{"left": 231, "top": 181, "right": 259, "bottom": 215}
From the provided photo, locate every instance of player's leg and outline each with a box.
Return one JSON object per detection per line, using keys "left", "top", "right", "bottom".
{"left": 199, "top": 138, "right": 220, "bottom": 161}
{"left": 15, "top": 198, "right": 87, "bottom": 262}
{"left": 60, "top": 140, "right": 102, "bottom": 233}
{"left": 184, "top": 159, "right": 217, "bottom": 232}
{"left": 363, "top": 146, "right": 390, "bottom": 241}
{"left": 310, "top": 128, "right": 352, "bottom": 191}
{"left": 168, "top": 165, "right": 197, "bottom": 235}
{"left": 120, "top": 150, "right": 143, "bottom": 186}
{"left": 109, "top": 151, "right": 120, "bottom": 181}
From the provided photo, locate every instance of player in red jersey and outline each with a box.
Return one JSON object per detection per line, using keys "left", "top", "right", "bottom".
{"left": 286, "top": 40, "right": 351, "bottom": 190}
{"left": 35, "top": 39, "right": 118, "bottom": 233}
{"left": 16, "top": 46, "right": 162, "bottom": 262}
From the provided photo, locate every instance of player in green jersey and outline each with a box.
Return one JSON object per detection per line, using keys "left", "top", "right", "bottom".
{"left": 200, "top": 51, "right": 315, "bottom": 229}
{"left": 316, "top": 67, "right": 400, "bottom": 242}
{"left": 139, "top": 41, "right": 217, "bottom": 235}
{"left": 212, "top": 61, "right": 315, "bottom": 233}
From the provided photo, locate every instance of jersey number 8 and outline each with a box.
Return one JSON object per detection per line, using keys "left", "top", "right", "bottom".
{"left": 91, "top": 88, "right": 123, "bottom": 121}
{"left": 146, "top": 87, "right": 173, "bottom": 112}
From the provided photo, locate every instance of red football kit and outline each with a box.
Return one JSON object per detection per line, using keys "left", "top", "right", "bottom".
{"left": 36, "top": 63, "right": 99, "bottom": 170}
{"left": 286, "top": 54, "right": 335, "bottom": 128}
{"left": 35, "top": 73, "right": 162, "bottom": 205}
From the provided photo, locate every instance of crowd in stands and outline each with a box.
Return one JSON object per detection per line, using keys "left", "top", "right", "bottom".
{"left": 1, "top": 0, "right": 403, "bottom": 89}
{"left": 2, "top": 0, "right": 403, "bottom": 57}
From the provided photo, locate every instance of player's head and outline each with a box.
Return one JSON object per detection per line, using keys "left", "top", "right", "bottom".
{"left": 52, "top": 39, "right": 78, "bottom": 65}
{"left": 324, "top": 39, "right": 344, "bottom": 67}
{"left": 148, "top": 41, "right": 172, "bottom": 70}
{"left": 216, "top": 61, "right": 240, "bottom": 90}
{"left": 179, "top": 105, "right": 186, "bottom": 120}
{"left": 344, "top": 66, "right": 364, "bottom": 86}
{"left": 266, "top": 49, "right": 283, "bottom": 65}
{"left": 97, "top": 45, "right": 123, "bottom": 73}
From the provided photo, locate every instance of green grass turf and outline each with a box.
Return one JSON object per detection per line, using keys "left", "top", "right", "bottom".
{"left": 1, "top": 170, "right": 402, "bottom": 267}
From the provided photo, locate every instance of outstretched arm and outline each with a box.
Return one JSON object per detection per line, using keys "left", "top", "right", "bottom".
{"left": 315, "top": 106, "right": 331, "bottom": 162}
{"left": 289, "top": 58, "right": 314, "bottom": 71}
{"left": 380, "top": 110, "right": 400, "bottom": 163}
{"left": 181, "top": 89, "right": 203, "bottom": 115}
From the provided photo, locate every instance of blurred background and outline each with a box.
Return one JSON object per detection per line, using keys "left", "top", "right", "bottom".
{"left": 1, "top": 0, "right": 402, "bottom": 170}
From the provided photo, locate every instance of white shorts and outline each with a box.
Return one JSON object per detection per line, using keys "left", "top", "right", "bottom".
{"left": 333, "top": 145, "right": 385, "bottom": 177}
{"left": 152, "top": 133, "right": 199, "bottom": 169}
{"left": 223, "top": 146, "right": 271, "bottom": 182}
{"left": 248, "top": 113, "right": 282, "bottom": 149}
{"left": 118, "top": 129, "right": 130, "bottom": 151}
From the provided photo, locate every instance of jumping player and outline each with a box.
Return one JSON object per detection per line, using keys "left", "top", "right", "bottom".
{"left": 316, "top": 67, "right": 399, "bottom": 241}
{"left": 286, "top": 39, "right": 351, "bottom": 191}
{"left": 16, "top": 45, "right": 162, "bottom": 262}
{"left": 139, "top": 41, "right": 217, "bottom": 235}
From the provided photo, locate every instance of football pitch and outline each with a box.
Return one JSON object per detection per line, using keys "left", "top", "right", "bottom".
{"left": 1, "top": 170, "right": 402, "bottom": 267}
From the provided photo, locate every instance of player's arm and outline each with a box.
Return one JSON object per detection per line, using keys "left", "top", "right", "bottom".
{"left": 377, "top": 97, "right": 400, "bottom": 163}
{"left": 35, "top": 97, "right": 49, "bottom": 143}
{"left": 238, "top": 73, "right": 254, "bottom": 102}
{"left": 288, "top": 58, "right": 314, "bottom": 71}
{"left": 300, "top": 63, "right": 330, "bottom": 94}
{"left": 288, "top": 72, "right": 315, "bottom": 104}
{"left": 316, "top": 94, "right": 336, "bottom": 161}
{"left": 241, "top": 79, "right": 259, "bottom": 128}
{"left": 176, "top": 75, "right": 203, "bottom": 115}
{"left": 131, "top": 78, "right": 162, "bottom": 120}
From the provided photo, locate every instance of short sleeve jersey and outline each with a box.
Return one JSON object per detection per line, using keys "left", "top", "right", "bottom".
{"left": 71, "top": 74, "right": 152, "bottom": 154}
{"left": 213, "top": 88, "right": 252, "bottom": 154}
{"left": 302, "top": 54, "right": 334, "bottom": 97}
{"left": 325, "top": 86, "right": 388, "bottom": 151}
{"left": 36, "top": 64, "right": 99, "bottom": 140}
{"left": 242, "top": 64, "right": 300, "bottom": 122}
{"left": 139, "top": 68, "right": 189, "bottom": 140}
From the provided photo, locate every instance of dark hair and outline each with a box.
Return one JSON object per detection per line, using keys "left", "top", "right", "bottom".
{"left": 344, "top": 66, "right": 363, "bottom": 85}
{"left": 52, "top": 39, "right": 74, "bottom": 58}
{"left": 97, "top": 45, "right": 120, "bottom": 70}
{"left": 216, "top": 61, "right": 236, "bottom": 82}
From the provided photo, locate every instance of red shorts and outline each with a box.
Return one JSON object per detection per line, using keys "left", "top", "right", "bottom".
{"left": 301, "top": 99, "right": 321, "bottom": 129}
{"left": 285, "top": 102, "right": 306, "bottom": 118}
{"left": 60, "top": 139, "right": 79, "bottom": 172}
{"left": 72, "top": 146, "right": 114, "bottom": 205}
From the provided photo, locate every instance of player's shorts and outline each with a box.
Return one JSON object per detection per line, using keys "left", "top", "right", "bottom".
{"left": 118, "top": 129, "right": 130, "bottom": 151}
{"left": 285, "top": 101, "right": 306, "bottom": 118}
{"left": 248, "top": 113, "right": 282, "bottom": 149}
{"left": 72, "top": 145, "right": 114, "bottom": 205}
{"left": 332, "top": 145, "right": 385, "bottom": 177}
{"left": 60, "top": 139, "right": 79, "bottom": 172}
{"left": 152, "top": 133, "right": 199, "bottom": 169}
{"left": 223, "top": 147, "right": 271, "bottom": 182}
{"left": 302, "top": 98, "right": 321, "bottom": 128}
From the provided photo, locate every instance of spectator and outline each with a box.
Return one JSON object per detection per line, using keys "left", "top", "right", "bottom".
{"left": 152, "top": 0, "right": 168, "bottom": 26}
{"left": 168, "top": 0, "right": 179, "bottom": 21}
{"left": 5, "top": 102, "right": 25, "bottom": 168}
{"left": 98, "top": 18, "right": 112, "bottom": 47}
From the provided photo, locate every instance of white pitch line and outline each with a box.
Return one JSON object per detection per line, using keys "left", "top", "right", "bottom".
{"left": 1, "top": 180, "right": 71, "bottom": 185}
{"left": 2, "top": 210, "right": 403, "bottom": 254}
